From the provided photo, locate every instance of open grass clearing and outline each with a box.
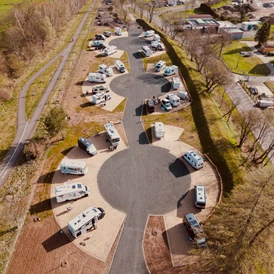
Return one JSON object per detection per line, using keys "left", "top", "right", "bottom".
{"left": 222, "top": 41, "right": 270, "bottom": 76}
{"left": 26, "top": 58, "right": 61, "bottom": 120}
{"left": 264, "top": 81, "right": 274, "bottom": 95}
{"left": 0, "top": 0, "right": 22, "bottom": 14}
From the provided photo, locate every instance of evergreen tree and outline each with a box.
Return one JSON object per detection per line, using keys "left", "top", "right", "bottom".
{"left": 255, "top": 21, "right": 271, "bottom": 46}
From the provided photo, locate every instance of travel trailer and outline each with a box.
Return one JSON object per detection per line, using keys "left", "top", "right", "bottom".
{"left": 154, "top": 122, "right": 165, "bottom": 139}
{"left": 68, "top": 207, "right": 105, "bottom": 238}
{"left": 91, "top": 92, "right": 111, "bottom": 105}
{"left": 141, "top": 46, "right": 153, "bottom": 57}
{"left": 104, "top": 122, "right": 120, "bottom": 147}
{"left": 55, "top": 182, "right": 90, "bottom": 203}
{"left": 88, "top": 73, "right": 106, "bottom": 83}
{"left": 171, "top": 77, "right": 180, "bottom": 89}
{"left": 183, "top": 151, "right": 204, "bottom": 170}
{"left": 98, "top": 64, "right": 113, "bottom": 77}
{"left": 114, "top": 60, "right": 126, "bottom": 73}
{"left": 60, "top": 160, "right": 88, "bottom": 175}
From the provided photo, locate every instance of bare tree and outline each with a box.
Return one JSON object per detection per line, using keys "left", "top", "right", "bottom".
{"left": 217, "top": 30, "right": 232, "bottom": 57}
{"left": 222, "top": 97, "right": 241, "bottom": 122}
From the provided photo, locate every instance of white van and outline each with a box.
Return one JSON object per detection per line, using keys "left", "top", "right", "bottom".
{"left": 154, "top": 122, "right": 165, "bottom": 139}
{"left": 60, "top": 160, "right": 88, "bottom": 175}
{"left": 103, "top": 46, "right": 117, "bottom": 56}
{"left": 178, "top": 90, "right": 189, "bottom": 101}
{"left": 183, "top": 151, "right": 204, "bottom": 170}
{"left": 88, "top": 73, "right": 106, "bottom": 83}
{"left": 114, "top": 60, "right": 126, "bottom": 73}
{"left": 194, "top": 185, "right": 206, "bottom": 209}
{"left": 114, "top": 27, "right": 122, "bottom": 36}
{"left": 153, "top": 34, "right": 161, "bottom": 42}
{"left": 169, "top": 94, "right": 180, "bottom": 107}
{"left": 172, "top": 77, "right": 180, "bottom": 89}
{"left": 142, "top": 46, "right": 153, "bottom": 57}
{"left": 98, "top": 64, "right": 113, "bottom": 77}
{"left": 55, "top": 182, "right": 90, "bottom": 203}
{"left": 163, "top": 65, "right": 178, "bottom": 76}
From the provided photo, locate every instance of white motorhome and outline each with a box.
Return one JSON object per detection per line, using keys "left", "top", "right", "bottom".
{"left": 155, "top": 60, "right": 166, "bottom": 72}
{"left": 144, "top": 30, "right": 155, "bottom": 37}
{"left": 103, "top": 46, "right": 117, "bottom": 56}
{"left": 178, "top": 90, "right": 189, "bottom": 101}
{"left": 60, "top": 160, "right": 88, "bottom": 175}
{"left": 163, "top": 65, "right": 178, "bottom": 76}
{"left": 153, "top": 34, "right": 161, "bottom": 41}
{"left": 154, "top": 122, "right": 165, "bottom": 139}
{"left": 169, "top": 94, "right": 180, "bottom": 107}
{"left": 88, "top": 73, "right": 106, "bottom": 83}
{"left": 183, "top": 151, "right": 204, "bottom": 170}
{"left": 256, "top": 99, "right": 274, "bottom": 108}
{"left": 98, "top": 64, "right": 113, "bottom": 77}
{"left": 92, "top": 92, "right": 111, "bottom": 105}
{"left": 114, "top": 60, "right": 126, "bottom": 73}
{"left": 141, "top": 46, "right": 153, "bottom": 57}
{"left": 104, "top": 122, "right": 120, "bottom": 147}
{"left": 55, "top": 182, "right": 90, "bottom": 203}
{"left": 171, "top": 77, "right": 180, "bottom": 89}
{"left": 68, "top": 207, "right": 105, "bottom": 238}
{"left": 194, "top": 185, "right": 206, "bottom": 209}
{"left": 114, "top": 27, "right": 122, "bottom": 36}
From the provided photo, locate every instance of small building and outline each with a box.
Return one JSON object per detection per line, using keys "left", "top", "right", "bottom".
{"left": 185, "top": 14, "right": 219, "bottom": 31}
{"left": 222, "top": 28, "right": 243, "bottom": 40}
{"left": 259, "top": 43, "right": 274, "bottom": 54}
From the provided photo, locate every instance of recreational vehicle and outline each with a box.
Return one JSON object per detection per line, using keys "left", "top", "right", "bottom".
{"left": 98, "top": 64, "right": 113, "bottom": 77}
{"left": 68, "top": 207, "right": 105, "bottom": 238}
{"left": 103, "top": 46, "right": 117, "bottom": 56}
{"left": 171, "top": 77, "right": 180, "bottom": 89}
{"left": 144, "top": 30, "right": 155, "bottom": 37}
{"left": 92, "top": 92, "right": 111, "bottom": 105}
{"left": 163, "top": 65, "right": 178, "bottom": 76}
{"left": 169, "top": 94, "right": 180, "bottom": 107}
{"left": 60, "top": 160, "right": 88, "bottom": 176}
{"left": 104, "top": 122, "right": 120, "bottom": 147}
{"left": 55, "top": 183, "right": 90, "bottom": 203}
{"left": 155, "top": 60, "right": 166, "bottom": 72}
{"left": 141, "top": 46, "right": 153, "bottom": 57}
{"left": 183, "top": 151, "right": 204, "bottom": 170}
{"left": 194, "top": 185, "right": 206, "bottom": 209}
{"left": 88, "top": 73, "right": 106, "bottom": 83}
{"left": 154, "top": 122, "right": 165, "bottom": 139}
{"left": 78, "top": 137, "right": 97, "bottom": 156}
{"left": 114, "top": 27, "right": 122, "bottom": 36}
{"left": 114, "top": 60, "right": 126, "bottom": 73}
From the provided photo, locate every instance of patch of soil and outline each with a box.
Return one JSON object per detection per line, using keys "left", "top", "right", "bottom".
{"left": 7, "top": 216, "right": 121, "bottom": 274}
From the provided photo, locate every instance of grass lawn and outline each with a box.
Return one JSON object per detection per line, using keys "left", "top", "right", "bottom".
{"left": 222, "top": 41, "right": 270, "bottom": 76}
{"left": 0, "top": 0, "right": 22, "bottom": 14}
{"left": 264, "top": 81, "right": 274, "bottom": 95}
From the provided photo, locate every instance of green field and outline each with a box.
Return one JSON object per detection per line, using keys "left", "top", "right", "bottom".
{"left": 0, "top": 0, "right": 22, "bottom": 14}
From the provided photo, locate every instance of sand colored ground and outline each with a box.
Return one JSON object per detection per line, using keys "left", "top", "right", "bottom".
{"left": 51, "top": 133, "right": 127, "bottom": 262}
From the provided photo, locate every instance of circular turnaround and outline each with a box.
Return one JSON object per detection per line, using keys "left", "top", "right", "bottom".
{"left": 110, "top": 73, "right": 171, "bottom": 99}
{"left": 98, "top": 145, "right": 191, "bottom": 216}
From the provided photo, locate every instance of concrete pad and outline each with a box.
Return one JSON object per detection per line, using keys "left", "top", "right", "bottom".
{"left": 51, "top": 134, "right": 127, "bottom": 262}
{"left": 152, "top": 126, "right": 220, "bottom": 266}
{"left": 82, "top": 68, "right": 128, "bottom": 112}
{"left": 255, "top": 83, "right": 273, "bottom": 97}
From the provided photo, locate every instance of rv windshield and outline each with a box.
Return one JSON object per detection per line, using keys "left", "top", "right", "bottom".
{"left": 112, "top": 137, "right": 120, "bottom": 143}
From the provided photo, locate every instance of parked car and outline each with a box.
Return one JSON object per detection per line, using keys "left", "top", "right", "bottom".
{"left": 240, "top": 51, "right": 252, "bottom": 57}
{"left": 183, "top": 213, "right": 206, "bottom": 248}
{"left": 161, "top": 99, "right": 172, "bottom": 111}
{"left": 155, "top": 60, "right": 166, "bottom": 72}
{"left": 103, "top": 31, "right": 111, "bottom": 37}
{"left": 248, "top": 86, "right": 258, "bottom": 95}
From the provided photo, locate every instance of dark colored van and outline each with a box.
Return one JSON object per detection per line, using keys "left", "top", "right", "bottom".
{"left": 146, "top": 99, "right": 155, "bottom": 113}
{"left": 78, "top": 137, "right": 97, "bottom": 156}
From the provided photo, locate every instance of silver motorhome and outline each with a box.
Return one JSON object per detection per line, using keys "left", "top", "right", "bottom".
{"left": 104, "top": 122, "right": 120, "bottom": 147}
{"left": 183, "top": 151, "right": 204, "bottom": 170}
{"left": 60, "top": 160, "right": 88, "bottom": 176}
{"left": 194, "top": 185, "right": 206, "bottom": 209}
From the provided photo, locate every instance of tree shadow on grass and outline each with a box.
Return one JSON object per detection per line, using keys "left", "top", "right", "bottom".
{"left": 248, "top": 64, "right": 271, "bottom": 76}
{"left": 223, "top": 45, "right": 253, "bottom": 55}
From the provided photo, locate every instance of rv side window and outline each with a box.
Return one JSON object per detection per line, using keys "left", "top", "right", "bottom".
{"left": 77, "top": 184, "right": 82, "bottom": 188}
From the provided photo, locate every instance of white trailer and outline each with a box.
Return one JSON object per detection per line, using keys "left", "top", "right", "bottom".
{"left": 256, "top": 99, "right": 274, "bottom": 108}
{"left": 163, "top": 65, "right": 178, "bottom": 76}
{"left": 103, "top": 46, "right": 117, "bottom": 56}
{"left": 104, "top": 122, "right": 120, "bottom": 147}
{"left": 92, "top": 92, "right": 111, "bottom": 105}
{"left": 60, "top": 160, "right": 88, "bottom": 176}
{"left": 68, "top": 207, "right": 105, "bottom": 238}
{"left": 169, "top": 94, "right": 180, "bottom": 107}
{"left": 178, "top": 90, "right": 189, "bottom": 101}
{"left": 55, "top": 182, "right": 90, "bottom": 203}
{"left": 88, "top": 73, "right": 106, "bottom": 83}
{"left": 154, "top": 122, "right": 165, "bottom": 139}
{"left": 171, "top": 77, "right": 180, "bottom": 89}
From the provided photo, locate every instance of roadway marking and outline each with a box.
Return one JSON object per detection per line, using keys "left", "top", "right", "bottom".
{"left": 0, "top": 121, "right": 29, "bottom": 178}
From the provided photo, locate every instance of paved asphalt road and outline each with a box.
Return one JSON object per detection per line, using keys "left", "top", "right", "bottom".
{"left": 0, "top": 3, "right": 94, "bottom": 187}
{"left": 98, "top": 26, "right": 192, "bottom": 274}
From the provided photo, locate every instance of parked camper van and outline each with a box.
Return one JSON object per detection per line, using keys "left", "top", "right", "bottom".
{"left": 103, "top": 46, "right": 117, "bottom": 56}
{"left": 92, "top": 92, "right": 111, "bottom": 105}
{"left": 114, "top": 60, "right": 126, "bottom": 73}
{"left": 114, "top": 27, "right": 122, "bottom": 36}
{"left": 256, "top": 99, "right": 274, "bottom": 108}
{"left": 155, "top": 60, "right": 166, "bottom": 72}
{"left": 146, "top": 99, "right": 155, "bottom": 113}
{"left": 95, "top": 33, "right": 106, "bottom": 40}
{"left": 60, "top": 160, "right": 88, "bottom": 176}
{"left": 194, "top": 185, "right": 206, "bottom": 209}
{"left": 154, "top": 122, "right": 165, "bottom": 138}
{"left": 88, "top": 73, "right": 106, "bottom": 83}
{"left": 183, "top": 213, "right": 206, "bottom": 248}
{"left": 163, "top": 65, "right": 178, "bottom": 76}
{"left": 183, "top": 151, "right": 204, "bottom": 170}
{"left": 178, "top": 90, "right": 189, "bottom": 101}
{"left": 104, "top": 122, "right": 120, "bottom": 147}
{"left": 144, "top": 30, "right": 155, "bottom": 37}
{"left": 172, "top": 77, "right": 180, "bottom": 89}
{"left": 169, "top": 94, "right": 180, "bottom": 107}
{"left": 55, "top": 182, "right": 90, "bottom": 203}
{"left": 161, "top": 99, "right": 172, "bottom": 111}
{"left": 78, "top": 137, "right": 97, "bottom": 156}
{"left": 98, "top": 64, "right": 113, "bottom": 77}
{"left": 142, "top": 46, "right": 153, "bottom": 57}
{"left": 151, "top": 41, "right": 165, "bottom": 51}
{"left": 153, "top": 34, "right": 161, "bottom": 42}
{"left": 68, "top": 207, "right": 105, "bottom": 238}
{"left": 91, "top": 85, "right": 109, "bottom": 94}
